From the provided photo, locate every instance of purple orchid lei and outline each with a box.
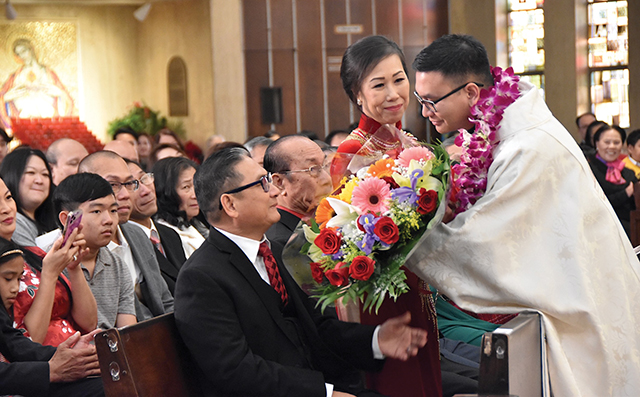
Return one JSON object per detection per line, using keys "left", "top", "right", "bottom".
{"left": 450, "top": 66, "right": 521, "bottom": 215}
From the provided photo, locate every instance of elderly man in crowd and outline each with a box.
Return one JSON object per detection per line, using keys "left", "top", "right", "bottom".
{"left": 244, "top": 136, "right": 272, "bottom": 166}
{"left": 263, "top": 135, "right": 333, "bottom": 247}
{"left": 125, "top": 159, "right": 187, "bottom": 294}
{"left": 46, "top": 138, "right": 89, "bottom": 185}
{"left": 79, "top": 151, "right": 174, "bottom": 321}
{"left": 174, "top": 147, "right": 428, "bottom": 396}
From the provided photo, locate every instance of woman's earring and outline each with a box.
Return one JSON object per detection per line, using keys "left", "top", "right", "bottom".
{"left": 357, "top": 99, "right": 362, "bottom": 106}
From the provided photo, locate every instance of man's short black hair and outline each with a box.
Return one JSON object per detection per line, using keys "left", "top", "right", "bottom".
{"left": 627, "top": 129, "right": 640, "bottom": 147}
{"left": 576, "top": 112, "right": 596, "bottom": 127}
{"left": 194, "top": 147, "right": 249, "bottom": 223}
{"left": 412, "top": 34, "right": 493, "bottom": 86}
{"left": 53, "top": 173, "right": 115, "bottom": 228}
{"left": 113, "top": 126, "right": 139, "bottom": 141}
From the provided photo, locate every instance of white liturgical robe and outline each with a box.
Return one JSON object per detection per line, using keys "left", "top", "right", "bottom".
{"left": 406, "top": 81, "right": 640, "bottom": 396}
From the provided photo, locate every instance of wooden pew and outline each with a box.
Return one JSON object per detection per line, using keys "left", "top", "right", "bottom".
{"left": 455, "top": 312, "right": 547, "bottom": 397}
{"left": 95, "top": 312, "right": 203, "bottom": 397}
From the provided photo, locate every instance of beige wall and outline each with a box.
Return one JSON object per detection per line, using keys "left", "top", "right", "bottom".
{"left": 7, "top": 4, "right": 140, "bottom": 143}
{"left": 448, "top": 0, "right": 499, "bottom": 65}
{"left": 136, "top": 0, "right": 217, "bottom": 147}
{"left": 210, "top": 0, "right": 246, "bottom": 144}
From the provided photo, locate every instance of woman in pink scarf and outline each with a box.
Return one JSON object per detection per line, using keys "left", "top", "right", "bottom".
{"left": 588, "top": 123, "right": 637, "bottom": 236}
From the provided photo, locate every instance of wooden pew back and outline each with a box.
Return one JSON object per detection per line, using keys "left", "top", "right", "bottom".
{"left": 95, "top": 312, "right": 203, "bottom": 397}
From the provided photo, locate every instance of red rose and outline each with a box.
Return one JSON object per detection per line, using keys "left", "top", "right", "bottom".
{"left": 382, "top": 176, "right": 399, "bottom": 189}
{"left": 310, "top": 262, "right": 324, "bottom": 284}
{"left": 349, "top": 256, "right": 375, "bottom": 281}
{"left": 314, "top": 228, "right": 341, "bottom": 254}
{"left": 373, "top": 216, "right": 399, "bottom": 244}
{"left": 417, "top": 189, "right": 438, "bottom": 215}
{"left": 325, "top": 262, "right": 349, "bottom": 286}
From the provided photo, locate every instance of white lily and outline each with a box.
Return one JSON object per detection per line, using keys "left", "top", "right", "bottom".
{"left": 302, "top": 223, "right": 319, "bottom": 243}
{"left": 326, "top": 197, "right": 359, "bottom": 228}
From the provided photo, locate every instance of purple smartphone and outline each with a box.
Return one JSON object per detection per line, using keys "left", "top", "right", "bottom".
{"left": 62, "top": 210, "right": 83, "bottom": 246}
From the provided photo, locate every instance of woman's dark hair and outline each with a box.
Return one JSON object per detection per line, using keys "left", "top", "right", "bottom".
{"left": 586, "top": 120, "right": 605, "bottom": 147}
{"left": 0, "top": 237, "right": 23, "bottom": 266}
{"left": 53, "top": 173, "right": 115, "bottom": 228}
{"left": 0, "top": 148, "right": 56, "bottom": 234}
{"left": 153, "top": 156, "right": 198, "bottom": 229}
{"left": 593, "top": 123, "right": 626, "bottom": 144}
{"left": 155, "top": 128, "right": 185, "bottom": 151}
{"left": 340, "top": 35, "right": 408, "bottom": 108}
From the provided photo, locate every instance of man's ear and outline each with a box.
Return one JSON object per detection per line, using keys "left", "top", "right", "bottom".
{"left": 466, "top": 83, "right": 483, "bottom": 107}
{"left": 58, "top": 211, "right": 69, "bottom": 229}
{"left": 219, "top": 194, "right": 238, "bottom": 219}
{"left": 271, "top": 173, "right": 286, "bottom": 194}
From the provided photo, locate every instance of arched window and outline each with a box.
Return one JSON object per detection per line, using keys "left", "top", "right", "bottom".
{"left": 167, "top": 57, "right": 188, "bottom": 116}
{"left": 588, "top": 0, "right": 628, "bottom": 127}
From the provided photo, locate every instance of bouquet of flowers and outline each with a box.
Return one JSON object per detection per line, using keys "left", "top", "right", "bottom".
{"left": 299, "top": 125, "right": 449, "bottom": 314}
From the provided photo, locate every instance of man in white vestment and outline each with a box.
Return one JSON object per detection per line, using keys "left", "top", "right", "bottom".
{"left": 409, "top": 34, "right": 640, "bottom": 396}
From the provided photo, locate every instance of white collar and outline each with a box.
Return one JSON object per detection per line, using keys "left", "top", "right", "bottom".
{"left": 627, "top": 156, "right": 640, "bottom": 167}
{"left": 107, "top": 225, "right": 129, "bottom": 250}
{"left": 215, "top": 227, "right": 269, "bottom": 265}
{"left": 127, "top": 219, "right": 159, "bottom": 239}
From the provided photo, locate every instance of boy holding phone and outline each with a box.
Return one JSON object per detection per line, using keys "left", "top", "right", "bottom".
{"left": 53, "top": 173, "right": 137, "bottom": 329}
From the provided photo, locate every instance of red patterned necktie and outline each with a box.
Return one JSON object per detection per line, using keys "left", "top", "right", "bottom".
{"left": 258, "top": 241, "right": 289, "bottom": 305}
{"left": 150, "top": 232, "right": 166, "bottom": 257}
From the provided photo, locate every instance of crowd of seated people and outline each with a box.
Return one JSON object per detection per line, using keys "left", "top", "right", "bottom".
{"left": 2, "top": 107, "right": 639, "bottom": 396}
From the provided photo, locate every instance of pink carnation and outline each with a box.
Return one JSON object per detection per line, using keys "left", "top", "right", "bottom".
{"left": 397, "top": 146, "right": 434, "bottom": 167}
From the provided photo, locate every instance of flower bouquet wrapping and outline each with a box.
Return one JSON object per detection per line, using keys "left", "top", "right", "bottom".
{"left": 293, "top": 125, "right": 450, "bottom": 314}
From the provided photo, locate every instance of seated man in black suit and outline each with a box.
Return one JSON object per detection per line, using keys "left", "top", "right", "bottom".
{"left": 174, "top": 147, "right": 427, "bottom": 397}
{"left": 125, "top": 159, "right": 187, "bottom": 295}
{"left": 263, "top": 135, "right": 333, "bottom": 248}
{"left": 0, "top": 305, "right": 103, "bottom": 396}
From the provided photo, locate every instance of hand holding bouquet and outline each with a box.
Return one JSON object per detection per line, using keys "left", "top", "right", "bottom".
{"left": 301, "top": 126, "right": 449, "bottom": 313}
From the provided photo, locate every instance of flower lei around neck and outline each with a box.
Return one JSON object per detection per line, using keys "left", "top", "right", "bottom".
{"left": 450, "top": 66, "right": 521, "bottom": 215}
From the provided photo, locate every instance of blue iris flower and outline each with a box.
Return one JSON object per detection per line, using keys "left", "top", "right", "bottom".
{"left": 391, "top": 169, "right": 423, "bottom": 206}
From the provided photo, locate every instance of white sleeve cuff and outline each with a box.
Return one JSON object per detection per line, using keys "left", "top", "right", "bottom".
{"left": 325, "top": 382, "right": 334, "bottom": 397}
{"left": 372, "top": 325, "right": 385, "bottom": 360}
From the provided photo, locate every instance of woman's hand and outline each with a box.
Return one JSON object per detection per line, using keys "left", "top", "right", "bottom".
{"left": 626, "top": 182, "right": 634, "bottom": 198}
{"left": 42, "top": 227, "right": 86, "bottom": 278}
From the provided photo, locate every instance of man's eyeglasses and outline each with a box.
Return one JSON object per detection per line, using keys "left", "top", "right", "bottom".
{"left": 109, "top": 180, "right": 139, "bottom": 192}
{"left": 414, "top": 82, "right": 484, "bottom": 113}
{"left": 139, "top": 173, "right": 154, "bottom": 186}
{"left": 280, "top": 164, "right": 328, "bottom": 178}
{"left": 218, "top": 173, "right": 272, "bottom": 210}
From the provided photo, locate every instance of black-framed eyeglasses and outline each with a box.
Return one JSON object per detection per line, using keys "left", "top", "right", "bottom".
{"left": 280, "top": 164, "right": 329, "bottom": 178}
{"left": 414, "top": 82, "right": 484, "bottom": 113}
{"left": 109, "top": 180, "right": 139, "bottom": 192}
{"left": 218, "top": 173, "right": 272, "bottom": 210}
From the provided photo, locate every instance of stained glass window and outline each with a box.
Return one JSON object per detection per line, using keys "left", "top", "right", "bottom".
{"left": 508, "top": 0, "right": 545, "bottom": 94}
{"left": 588, "top": 1, "right": 628, "bottom": 127}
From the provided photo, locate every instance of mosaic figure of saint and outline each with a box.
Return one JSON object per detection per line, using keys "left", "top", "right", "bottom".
{"left": 0, "top": 38, "right": 74, "bottom": 130}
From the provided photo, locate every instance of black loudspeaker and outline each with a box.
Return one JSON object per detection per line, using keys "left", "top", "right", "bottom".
{"left": 260, "top": 87, "right": 283, "bottom": 124}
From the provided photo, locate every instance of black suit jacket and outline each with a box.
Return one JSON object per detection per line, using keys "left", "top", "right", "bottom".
{"left": 0, "top": 306, "right": 55, "bottom": 395}
{"left": 266, "top": 208, "right": 302, "bottom": 249}
{"left": 155, "top": 223, "right": 187, "bottom": 295}
{"left": 174, "top": 227, "right": 382, "bottom": 397}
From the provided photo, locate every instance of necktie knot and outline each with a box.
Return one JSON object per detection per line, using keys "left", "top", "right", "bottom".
{"left": 258, "top": 241, "right": 288, "bottom": 305}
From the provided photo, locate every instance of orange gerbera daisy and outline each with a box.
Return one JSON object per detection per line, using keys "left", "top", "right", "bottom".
{"left": 315, "top": 196, "right": 337, "bottom": 228}
{"left": 367, "top": 158, "right": 395, "bottom": 178}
